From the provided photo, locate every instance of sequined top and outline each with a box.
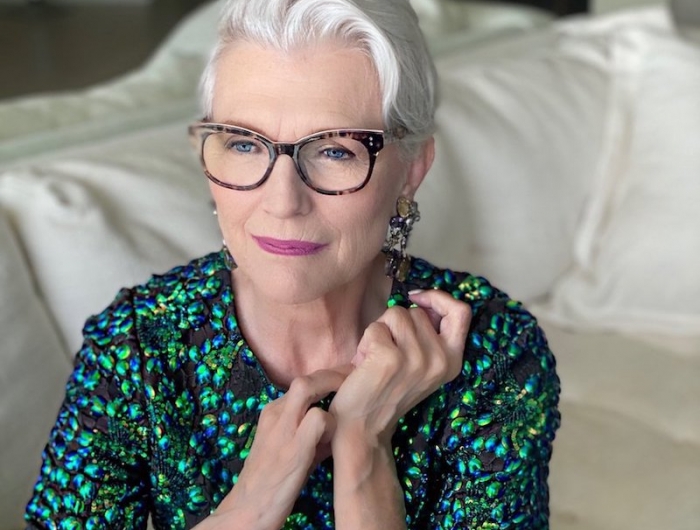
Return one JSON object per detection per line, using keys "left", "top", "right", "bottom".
{"left": 25, "top": 251, "right": 560, "bottom": 530}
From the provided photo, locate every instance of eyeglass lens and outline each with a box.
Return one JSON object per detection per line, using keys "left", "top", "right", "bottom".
{"left": 202, "top": 132, "right": 372, "bottom": 192}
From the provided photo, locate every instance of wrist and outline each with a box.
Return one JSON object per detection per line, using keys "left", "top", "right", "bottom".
{"left": 210, "top": 485, "right": 286, "bottom": 530}
{"left": 332, "top": 425, "right": 395, "bottom": 490}
{"left": 332, "top": 415, "right": 395, "bottom": 449}
{"left": 332, "top": 428, "right": 406, "bottom": 530}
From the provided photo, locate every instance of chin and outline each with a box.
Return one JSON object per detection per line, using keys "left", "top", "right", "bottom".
{"left": 239, "top": 262, "right": 336, "bottom": 304}
{"left": 248, "top": 256, "right": 384, "bottom": 306}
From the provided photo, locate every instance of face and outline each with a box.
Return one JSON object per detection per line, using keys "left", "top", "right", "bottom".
{"left": 209, "top": 40, "right": 433, "bottom": 304}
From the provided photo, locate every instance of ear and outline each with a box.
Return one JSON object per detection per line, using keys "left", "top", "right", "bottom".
{"left": 401, "top": 136, "right": 435, "bottom": 199}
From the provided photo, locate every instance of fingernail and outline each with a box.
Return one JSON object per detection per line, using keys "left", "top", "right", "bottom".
{"left": 408, "top": 289, "right": 424, "bottom": 296}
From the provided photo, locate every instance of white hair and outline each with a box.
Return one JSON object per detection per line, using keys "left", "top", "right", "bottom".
{"left": 199, "top": 0, "right": 438, "bottom": 155}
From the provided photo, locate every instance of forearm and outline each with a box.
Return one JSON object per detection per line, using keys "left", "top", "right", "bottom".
{"left": 332, "top": 428, "right": 407, "bottom": 530}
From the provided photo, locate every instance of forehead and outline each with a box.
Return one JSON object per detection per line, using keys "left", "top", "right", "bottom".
{"left": 211, "top": 40, "right": 384, "bottom": 138}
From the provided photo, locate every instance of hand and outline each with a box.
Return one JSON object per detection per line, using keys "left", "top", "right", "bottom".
{"left": 196, "top": 367, "right": 351, "bottom": 530}
{"left": 329, "top": 289, "right": 472, "bottom": 444}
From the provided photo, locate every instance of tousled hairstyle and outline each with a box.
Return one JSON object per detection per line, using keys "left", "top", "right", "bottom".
{"left": 199, "top": 0, "right": 438, "bottom": 156}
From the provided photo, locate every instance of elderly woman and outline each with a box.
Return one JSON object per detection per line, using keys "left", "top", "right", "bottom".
{"left": 25, "top": 0, "right": 560, "bottom": 528}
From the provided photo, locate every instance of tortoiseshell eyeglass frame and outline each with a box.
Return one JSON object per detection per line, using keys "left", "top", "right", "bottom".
{"left": 188, "top": 121, "right": 405, "bottom": 196}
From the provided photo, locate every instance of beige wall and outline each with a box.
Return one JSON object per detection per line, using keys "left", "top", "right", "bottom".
{"left": 593, "top": 0, "right": 664, "bottom": 14}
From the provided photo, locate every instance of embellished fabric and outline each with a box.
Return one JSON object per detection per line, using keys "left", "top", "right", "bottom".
{"left": 25, "top": 251, "right": 560, "bottom": 529}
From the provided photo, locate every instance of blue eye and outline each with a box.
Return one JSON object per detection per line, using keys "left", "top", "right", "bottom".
{"left": 229, "top": 141, "right": 256, "bottom": 153}
{"left": 322, "top": 147, "right": 352, "bottom": 160}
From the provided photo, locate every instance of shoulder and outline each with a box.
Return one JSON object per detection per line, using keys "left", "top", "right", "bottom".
{"left": 406, "top": 255, "right": 535, "bottom": 333}
{"left": 132, "top": 250, "right": 230, "bottom": 313}
{"left": 407, "top": 255, "right": 560, "bottom": 433}
{"left": 82, "top": 250, "right": 231, "bottom": 355}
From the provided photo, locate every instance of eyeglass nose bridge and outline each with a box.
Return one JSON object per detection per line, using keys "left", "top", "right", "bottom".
{"left": 266, "top": 142, "right": 307, "bottom": 183}
{"left": 272, "top": 143, "right": 297, "bottom": 157}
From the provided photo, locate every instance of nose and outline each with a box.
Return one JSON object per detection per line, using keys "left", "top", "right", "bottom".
{"left": 260, "top": 151, "right": 312, "bottom": 218}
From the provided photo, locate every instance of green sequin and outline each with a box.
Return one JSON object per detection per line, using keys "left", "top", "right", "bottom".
{"left": 25, "top": 251, "right": 560, "bottom": 529}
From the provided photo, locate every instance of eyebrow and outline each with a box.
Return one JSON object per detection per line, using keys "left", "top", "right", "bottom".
{"left": 211, "top": 118, "right": 266, "bottom": 133}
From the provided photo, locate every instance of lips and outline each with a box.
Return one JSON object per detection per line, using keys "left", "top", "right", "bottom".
{"left": 253, "top": 236, "right": 327, "bottom": 256}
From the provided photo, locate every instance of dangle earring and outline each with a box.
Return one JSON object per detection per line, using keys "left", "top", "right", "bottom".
{"left": 383, "top": 196, "right": 420, "bottom": 282}
{"left": 222, "top": 240, "right": 237, "bottom": 270}
{"left": 213, "top": 204, "right": 237, "bottom": 270}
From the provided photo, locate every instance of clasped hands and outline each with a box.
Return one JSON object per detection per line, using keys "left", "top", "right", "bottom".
{"left": 197, "top": 289, "right": 472, "bottom": 530}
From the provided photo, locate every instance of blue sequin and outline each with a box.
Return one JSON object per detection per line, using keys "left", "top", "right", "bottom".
{"left": 25, "top": 251, "right": 560, "bottom": 529}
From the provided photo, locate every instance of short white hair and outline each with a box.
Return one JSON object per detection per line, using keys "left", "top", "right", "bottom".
{"left": 199, "top": 0, "right": 438, "bottom": 155}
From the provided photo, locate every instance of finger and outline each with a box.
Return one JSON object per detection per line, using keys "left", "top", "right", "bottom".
{"left": 406, "top": 291, "right": 441, "bottom": 331}
{"left": 317, "top": 408, "right": 337, "bottom": 446}
{"left": 297, "top": 407, "right": 335, "bottom": 448}
{"left": 296, "top": 407, "right": 336, "bottom": 467}
{"left": 408, "top": 289, "right": 472, "bottom": 353}
{"left": 352, "top": 320, "right": 396, "bottom": 367}
{"left": 420, "top": 305, "right": 442, "bottom": 332}
{"left": 374, "top": 306, "right": 434, "bottom": 362}
{"left": 376, "top": 304, "right": 438, "bottom": 352}
{"left": 286, "top": 368, "right": 350, "bottom": 422}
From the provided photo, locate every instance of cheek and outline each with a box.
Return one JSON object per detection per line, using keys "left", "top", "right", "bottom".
{"left": 334, "top": 185, "right": 400, "bottom": 258}
{"left": 210, "top": 186, "right": 250, "bottom": 242}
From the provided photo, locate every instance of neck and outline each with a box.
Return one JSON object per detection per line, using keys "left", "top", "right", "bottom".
{"left": 231, "top": 254, "right": 392, "bottom": 388}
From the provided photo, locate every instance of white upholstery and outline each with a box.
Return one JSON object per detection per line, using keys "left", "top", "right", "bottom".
{"left": 0, "top": 125, "right": 221, "bottom": 354}
{"left": 413, "top": 28, "right": 613, "bottom": 302}
{"left": 0, "top": 3, "right": 698, "bottom": 530}
{"left": 537, "top": 28, "right": 700, "bottom": 334}
{"left": 542, "top": 319, "right": 700, "bottom": 530}
{"left": 0, "top": 211, "right": 72, "bottom": 524}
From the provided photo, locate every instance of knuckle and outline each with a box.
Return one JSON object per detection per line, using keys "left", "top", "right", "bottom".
{"left": 382, "top": 351, "right": 402, "bottom": 372}
{"left": 365, "top": 320, "right": 387, "bottom": 336}
{"left": 382, "top": 306, "right": 411, "bottom": 329}
{"left": 456, "top": 303, "right": 473, "bottom": 328}
{"left": 257, "top": 402, "right": 279, "bottom": 426}
{"left": 288, "top": 375, "right": 312, "bottom": 396}
{"left": 409, "top": 306, "right": 431, "bottom": 325}
{"left": 385, "top": 305, "right": 408, "bottom": 319}
{"left": 360, "top": 321, "right": 391, "bottom": 348}
{"left": 260, "top": 399, "right": 279, "bottom": 414}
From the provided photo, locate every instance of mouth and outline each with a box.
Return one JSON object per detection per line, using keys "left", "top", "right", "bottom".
{"left": 253, "top": 236, "right": 328, "bottom": 256}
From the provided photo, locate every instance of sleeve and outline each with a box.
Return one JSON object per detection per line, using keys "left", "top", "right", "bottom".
{"left": 430, "top": 299, "right": 561, "bottom": 529}
{"left": 24, "top": 289, "right": 151, "bottom": 530}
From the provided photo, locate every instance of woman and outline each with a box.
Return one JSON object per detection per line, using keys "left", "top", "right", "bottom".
{"left": 25, "top": 0, "right": 560, "bottom": 528}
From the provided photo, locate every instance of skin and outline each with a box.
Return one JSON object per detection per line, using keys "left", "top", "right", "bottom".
{"left": 194, "top": 40, "right": 472, "bottom": 530}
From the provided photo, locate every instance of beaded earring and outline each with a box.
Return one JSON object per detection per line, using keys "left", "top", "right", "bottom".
{"left": 382, "top": 196, "right": 420, "bottom": 282}
{"left": 222, "top": 241, "right": 237, "bottom": 270}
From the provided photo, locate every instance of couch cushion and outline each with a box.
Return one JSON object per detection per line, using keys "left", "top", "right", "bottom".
{"left": 537, "top": 27, "right": 700, "bottom": 335}
{"left": 410, "top": 25, "right": 614, "bottom": 303}
{"left": 0, "top": 122, "right": 221, "bottom": 355}
{"left": 0, "top": 209, "right": 72, "bottom": 530}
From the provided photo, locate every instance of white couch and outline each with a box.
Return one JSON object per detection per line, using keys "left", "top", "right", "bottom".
{"left": 1, "top": 2, "right": 698, "bottom": 529}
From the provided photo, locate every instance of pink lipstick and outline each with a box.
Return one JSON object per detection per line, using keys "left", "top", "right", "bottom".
{"left": 253, "top": 236, "right": 327, "bottom": 256}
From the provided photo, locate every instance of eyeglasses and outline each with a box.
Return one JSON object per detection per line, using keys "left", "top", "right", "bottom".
{"left": 188, "top": 122, "right": 404, "bottom": 195}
